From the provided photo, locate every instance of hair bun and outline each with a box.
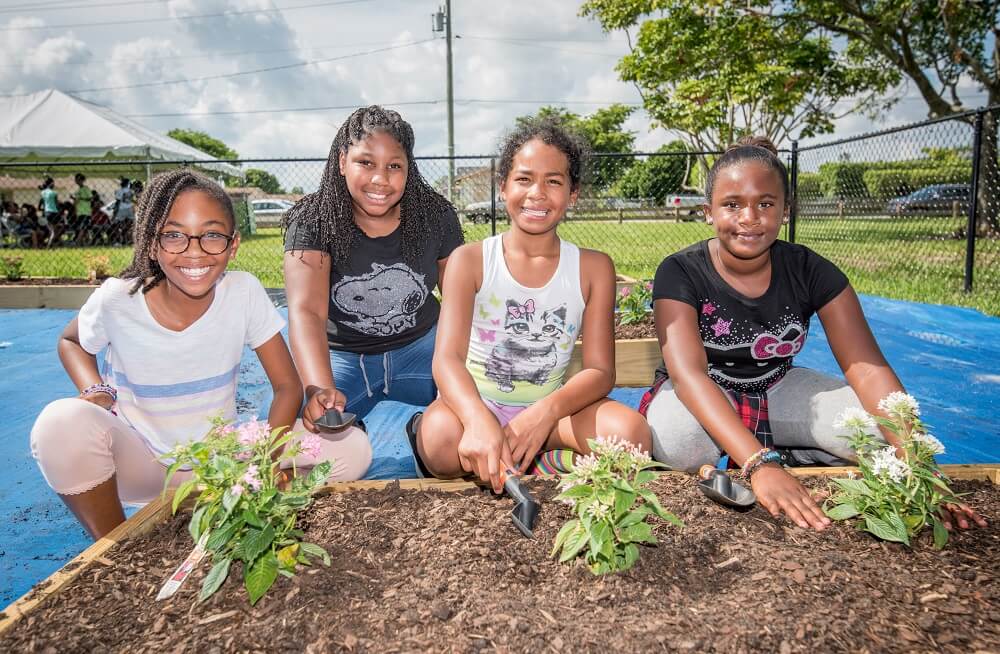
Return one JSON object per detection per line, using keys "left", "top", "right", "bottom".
{"left": 726, "top": 135, "right": 778, "bottom": 157}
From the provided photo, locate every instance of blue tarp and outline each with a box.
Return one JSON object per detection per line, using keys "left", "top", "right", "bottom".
{"left": 1, "top": 294, "right": 997, "bottom": 605}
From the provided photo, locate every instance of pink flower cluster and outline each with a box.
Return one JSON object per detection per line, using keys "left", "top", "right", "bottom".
{"left": 243, "top": 463, "right": 263, "bottom": 491}
{"left": 237, "top": 419, "right": 272, "bottom": 448}
{"left": 299, "top": 433, "right": 323, "bottom": 460}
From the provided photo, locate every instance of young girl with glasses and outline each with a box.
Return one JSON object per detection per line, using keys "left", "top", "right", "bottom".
{"left": 30, "top": 169, "right": 371, "bottom": 540}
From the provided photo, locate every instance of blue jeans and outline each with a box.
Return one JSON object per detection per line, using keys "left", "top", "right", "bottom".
{"left": 330, "top": 325, "right": 437, "bottom": 419}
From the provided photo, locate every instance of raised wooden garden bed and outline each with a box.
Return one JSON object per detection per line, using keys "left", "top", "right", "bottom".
{"left": 2, "top": 466, "right": 997, "bottom": 652}
{"left": 0, "top": 283, "right": 98, "bottom": 309}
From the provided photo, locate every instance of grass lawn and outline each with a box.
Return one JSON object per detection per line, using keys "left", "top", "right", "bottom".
{"left": 2, "top": 217, "right": 997, "bottom": 316}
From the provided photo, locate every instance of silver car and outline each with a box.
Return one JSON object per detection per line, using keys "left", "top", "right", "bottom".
{"left": 250, "top": 199, "right": 294, "bottom": 226}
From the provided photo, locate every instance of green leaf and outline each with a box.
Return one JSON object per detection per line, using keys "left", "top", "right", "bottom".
{"left": 222, "top": 487, "right": 241, "bottom": 513}
{"left": 551, "top": 519, "right": 579, "bottom": 556}
{"left": 588, "top": 522, "right": 612, "bottom": 558}
{"left": 245, "top": 551, "right": 279, "bottom": 605}
{"left": 617, "top": 507, "right": 650, "bottom": 529}
{"left": 557, "top": 485, "right": 594, "bottom": 500}
{"left": 172, "top": 479, "right": 197, "bottom": 514}
{"left": 306, "top": 462, "right": 332, "bottom": 489}
{"left": 931, "top": 516, "right": 949, "bottom": 550}
{"left": 824, "top": 503, "right": 860, "bottom": 520}
{"left": 276, "top": 544, "right": 299, "bottom": 571}
{"left": 198, "top": 557, "right": 231, "bottom": 602}
{"left": 634, "top": 470, "right": 656, "bottom": 486}
{"left": 864, "top": 516, "right": 908, "bottom": 544}
{"left": 623, "top": 543, "right": 639, "bottom": 570}
{"left": 886, "top": 511, "right": 911, "bottom": 546}
{"left": 242, "top": 507, "right": 264, "bottom": 529}
{"left": 162, "top": 461, "right": 182, "bottom": 499}
{"left": 559, "top": 526, "right": 590, "bottom": 563}
{"left": 206, "top": 518, "right": 244, "bottom": 552}
{"left": 622, "top": 522, "right": 654, "bottom": 544}
{"left": 298, "top": 541, "right": 331, "bottom": 566}
{"left": 189, "top": 504, "right": 208, "bottom": 542}
{"left": 831, "top": 478, "right": 871, "bottom": 497}
{"left": 239, "top": 525, "right": 275, "bottom": 564}
{"left": 614, "top": 490, "right": 637, "bottom": 519}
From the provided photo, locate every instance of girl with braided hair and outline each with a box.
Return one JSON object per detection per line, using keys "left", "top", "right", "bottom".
{"left": 282, "top": 106, "right": 463, "bottom": 436}
{"left": 30, "top": 169, "right": 370, "bottom": 540}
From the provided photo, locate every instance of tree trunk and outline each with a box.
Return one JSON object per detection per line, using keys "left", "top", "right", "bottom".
{"left": 976, "top": 110, "right": 1000, "bottom": 236}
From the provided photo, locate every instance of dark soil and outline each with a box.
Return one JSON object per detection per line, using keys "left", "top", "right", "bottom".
{"left": 614, "top": 314, "right": 656, "bottom": 340}
{"left": 4, "top": 476, "right": 998, "bottom": 653}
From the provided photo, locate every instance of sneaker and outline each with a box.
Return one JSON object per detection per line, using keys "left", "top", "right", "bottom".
{"left": 404, "top": 411, "right": 432, "bottom": 479}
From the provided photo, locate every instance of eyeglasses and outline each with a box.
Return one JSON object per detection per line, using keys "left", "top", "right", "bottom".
{"left": 157, "top": 230, "right": 235, "bottom": 255}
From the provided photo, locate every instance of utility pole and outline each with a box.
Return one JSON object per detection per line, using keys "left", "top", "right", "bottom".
{"left": 432, "top": 1, "right": 455, "bottom": 201}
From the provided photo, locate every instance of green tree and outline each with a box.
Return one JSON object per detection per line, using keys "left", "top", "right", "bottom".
{"left": 579, "top": 0, "right": 898, "bottom": 153}
{"left": 612, "top": 141, "right": 692, "bottom": 203}
{"left": 244, "top": 169, "right": 285, "bottom": 195}
{"left": 167, "top": 129, "right": 239, "bottom": 160}
{"left": 290, "top": 186, "right": 304, "bottom": 195}
{"left": 515, "top": 104, "right": 637, "bottom": 191}
{"left": 781, "top": 0, "right": 999, "bottom": 232}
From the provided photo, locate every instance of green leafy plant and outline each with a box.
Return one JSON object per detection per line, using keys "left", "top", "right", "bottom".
{"left": 616, "top": 281, "right": 653, "bottom": 325}
{"left": 824, "top": 392, "right": 961, "bottom": 549}
{"left": 552, "top": 435, "right": 682, "bottom": 574}
{"left": 163, "top": 418, "right": 331, "bottom": 604}
{"left": 1, "top": 255, "right": 24, "bottom": 281}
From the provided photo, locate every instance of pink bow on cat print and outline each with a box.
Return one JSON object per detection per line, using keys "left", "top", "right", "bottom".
{"left": 507, "top": 299, "right": 535, "bottom": 319}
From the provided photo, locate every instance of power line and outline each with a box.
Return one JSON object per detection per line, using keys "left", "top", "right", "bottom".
{"left": 0, "top": 0, "right": 372, "bottom": 31}
{"left": 0, "top": 0, "right": 167, "bottom": 14}
{"left": 1, "top": 39, "right": 437, "bottom": 96}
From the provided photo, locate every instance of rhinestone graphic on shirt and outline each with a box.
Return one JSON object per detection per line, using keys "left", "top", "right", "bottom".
{"left": 331, "top": 262, "right": 428, "bottom": 336}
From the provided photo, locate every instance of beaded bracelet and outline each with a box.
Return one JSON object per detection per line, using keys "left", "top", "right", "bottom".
{"left": 740, "top": 447, "right": 782, "bottom": 481}
{"left": 82, "top": 383, "right": 117, "bottom": 405}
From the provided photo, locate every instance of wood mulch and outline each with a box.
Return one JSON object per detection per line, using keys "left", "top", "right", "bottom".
{"left": 614, "top": 314, "right": 656, "bottom": 340}
{"left": 3, "top": 475, "right": 998, "bottom": 653}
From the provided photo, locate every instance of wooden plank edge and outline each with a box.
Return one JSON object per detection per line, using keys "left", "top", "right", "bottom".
{"left": 0, "top": 495, "right": 170, "bottom": 638}
{"left": 4, "top": 464, "right": 996, "bottom": 637}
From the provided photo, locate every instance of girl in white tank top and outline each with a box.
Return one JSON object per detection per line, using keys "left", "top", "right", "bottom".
{"left": 409, "top": 120, "right": 652, "bottom": 493}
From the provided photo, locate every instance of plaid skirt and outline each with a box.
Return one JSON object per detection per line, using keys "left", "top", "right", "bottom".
{"left": 638, "top": 377, "right": 774, "bottom": 450}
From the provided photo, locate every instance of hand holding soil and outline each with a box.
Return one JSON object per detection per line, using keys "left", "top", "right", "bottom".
{"left": 751, "top": 464, "right": 832, "bottom": 531}
{"left": 939, "top": 502, "right": 988, "bottom": 530}
{"left": 504, "top": 403, "right": 558, "bottom": 472}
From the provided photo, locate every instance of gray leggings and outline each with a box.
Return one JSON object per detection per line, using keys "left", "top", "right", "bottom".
{"left": 646, "top": 367, "right": 877, "bottom": 472}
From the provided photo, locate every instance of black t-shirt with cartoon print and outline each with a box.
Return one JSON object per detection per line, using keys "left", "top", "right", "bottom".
{"left": 652, "top": 239, "right": 849, "bottom": 393}
{"left": 284, "top": 211, "right": 463, "bottom": 354}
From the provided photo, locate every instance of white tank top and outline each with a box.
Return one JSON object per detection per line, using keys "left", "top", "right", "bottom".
{"left": 465, "top": 234, "right": 586, "bottom": 406}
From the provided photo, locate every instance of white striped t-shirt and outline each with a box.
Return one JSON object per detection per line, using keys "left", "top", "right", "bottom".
{"left": 77, "top": 272, "right": 285, "bottom": 457}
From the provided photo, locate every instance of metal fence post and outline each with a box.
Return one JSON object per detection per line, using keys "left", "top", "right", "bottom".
{"left": 490, "top": 157, "right": 497, "bottom": 237}
{"left": 963, "top": 110, "right": 985, "bottom": 293}
{"left": 788, "top": 140, "right": 799, "bottom": 243}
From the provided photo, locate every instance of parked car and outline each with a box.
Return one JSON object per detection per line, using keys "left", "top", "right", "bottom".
{"left": 250, "top": 199, "right": 294, "bottom": 225}
{"left": 464, "top": 197, "right": 507, "bottom": 224}
{"left": 665, "top": 194, "right": 705, "bottom": 219}
{"left": 885, "top": 184, "right": 970, "bottom": 215}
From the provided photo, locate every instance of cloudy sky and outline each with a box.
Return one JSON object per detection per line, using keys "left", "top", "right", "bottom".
{"left": 1, "top": 0, "right": 989, "bottom": 165}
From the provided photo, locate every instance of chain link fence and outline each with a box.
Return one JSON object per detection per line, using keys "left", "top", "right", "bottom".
{"left": 1, "top": 105, "right": 997, "bottom": 315}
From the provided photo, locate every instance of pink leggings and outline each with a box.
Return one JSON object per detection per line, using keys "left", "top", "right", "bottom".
{"left": 31, "top": 398, "right": 373, "bottom": 504}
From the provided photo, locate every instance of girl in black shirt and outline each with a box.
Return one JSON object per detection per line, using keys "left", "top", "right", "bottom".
{"left": 644, "top": 136, "right": 983, "bottom": 533}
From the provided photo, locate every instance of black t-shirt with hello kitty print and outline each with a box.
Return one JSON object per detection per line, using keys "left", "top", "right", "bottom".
{"left": 652, "top": 239, "right": 849, "bottom": 393}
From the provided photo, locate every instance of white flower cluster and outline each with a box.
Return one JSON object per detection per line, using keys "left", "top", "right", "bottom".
{"left": 593, "top": 434, "right": 649, "bottom": 461}
{"left": 870, "top": 445, "right": 911, "bottom": 483}
{"left": 912, "top": 431, "right": 945, "bottom": 455}
{"left": 877, "top": 391, "right": 920, "bottom": 418}
{"left": 585, "top": 502, "right": 610, "bottom": 520}
{"left": 833, "top": 407, "right": 877, "bottom": 433}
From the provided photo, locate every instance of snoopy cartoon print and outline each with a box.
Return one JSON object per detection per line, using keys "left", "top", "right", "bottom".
{"left": 331, "top": 262, "right": 428, "bottom": 336}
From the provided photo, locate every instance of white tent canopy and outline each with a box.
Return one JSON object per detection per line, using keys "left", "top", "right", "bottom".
{"left": 0, "top": 89, "right": 239, "bottom": 175}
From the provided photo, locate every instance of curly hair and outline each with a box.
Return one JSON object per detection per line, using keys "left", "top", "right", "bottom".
{"left": 120, "top": 168, "right": 236, "bottom": 295}
{"left": 705, "top": 135, "right": 789, "bottom": 205}
{"left": 282, "top": 105, "right": 457, "bottom": 267}
{"left": 496, "top": 117, "right": 590, "bottom": 191}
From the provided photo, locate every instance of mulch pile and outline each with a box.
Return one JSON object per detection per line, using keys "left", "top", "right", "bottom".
{"left": 614, "top": 315, "right": 656, "bottom": 340}
{"left": 3, "top": 475, "right": 998, "bottom": 653}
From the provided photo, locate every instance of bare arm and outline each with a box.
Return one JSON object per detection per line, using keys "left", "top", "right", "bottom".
{"left": 437, "top": 255, "right": 450, "bottom": 292}
{"left": 433, "top": 243, "right": 494, "bottom": 427}
{"left": 254, "top": 333, "right": 304, "bottom": 434}
{"left": 283, "top": 251, "right": 334, "bottom": 394}
{"left": 818, "top": 286, "right": 904, "bottom": 447}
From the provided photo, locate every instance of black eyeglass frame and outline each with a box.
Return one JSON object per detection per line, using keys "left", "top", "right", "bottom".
{"left": 157, "top": 230, "right": 236, "bottom": 255}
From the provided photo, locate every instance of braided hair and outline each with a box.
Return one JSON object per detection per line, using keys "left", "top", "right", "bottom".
{"left": 705, "top": 135, "right": 788, "bottom": 205}
{"left": 120, "top": 168, "right": 236, "bottom": 295}
{"left": 282, "top": 105, "right": 457, "bottom": 267}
